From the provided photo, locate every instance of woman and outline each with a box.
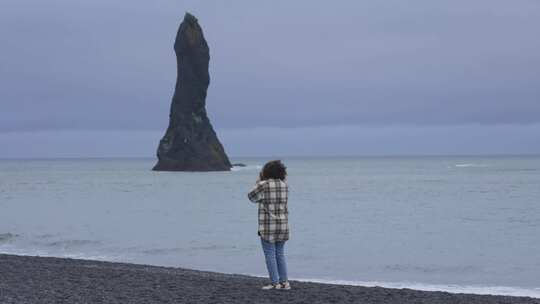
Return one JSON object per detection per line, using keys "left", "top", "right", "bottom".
{"left": 248, "top": 160, "right": 291, "bottom": 290}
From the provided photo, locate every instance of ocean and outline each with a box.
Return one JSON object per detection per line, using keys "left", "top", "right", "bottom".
{"left": 1, "top": 156, "right": 539, "bottom": 297}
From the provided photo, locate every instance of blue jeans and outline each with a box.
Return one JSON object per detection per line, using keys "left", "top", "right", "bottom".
{"left": 260, "top": 238, "right": 288, "bottom": 284}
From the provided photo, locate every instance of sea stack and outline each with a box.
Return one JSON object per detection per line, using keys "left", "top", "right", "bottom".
{"left": 153, "top": 13, "right": 231, "bottom": 171}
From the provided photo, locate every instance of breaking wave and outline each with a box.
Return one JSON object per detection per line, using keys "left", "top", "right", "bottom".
{"left": 0, "top": 233, "right": 19, "bottom": 243}
{"left": 231, "top": 165, "right": 262, "bottom": 172}
{"left": 44, "top": 239, "right": 102, "bottom": 248}
{"left": 295, "top": 278, "right": 540, "bottom": 298}
{"left": 454, "top": 163, "right": 488, "bottom": 168}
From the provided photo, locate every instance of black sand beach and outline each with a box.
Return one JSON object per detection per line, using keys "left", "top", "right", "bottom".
{"left": 0, "top": 254, "right": 538, "bottom": 304}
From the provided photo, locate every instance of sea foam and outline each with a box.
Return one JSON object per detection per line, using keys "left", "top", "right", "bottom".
{"left": 231, "top": 165, "right": 262, "bottom": 172}
{"left": 454, "top": 163, "right": 488, "bottom": 168}
{"left": 295, "top": 278, "right": 540, "bottom": 299}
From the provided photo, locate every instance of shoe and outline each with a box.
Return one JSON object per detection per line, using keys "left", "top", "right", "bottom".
{"left": 261, "top": 283, "right": 279, "bottom": 290}
{"left": 279, "top": 281, "right": 291, "bottom": 290}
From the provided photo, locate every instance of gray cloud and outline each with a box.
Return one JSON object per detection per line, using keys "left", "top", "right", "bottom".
{"left": 1, "top": 0, "right": 539, "bottom": 133}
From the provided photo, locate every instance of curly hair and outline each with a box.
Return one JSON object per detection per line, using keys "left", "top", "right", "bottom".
{"left": 260, "top": 160, "right": 287, "bottom": 181}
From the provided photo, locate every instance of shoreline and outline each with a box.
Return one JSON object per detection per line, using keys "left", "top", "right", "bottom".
{"left": 1, "top": 254, "right": 539, "bottom": 304}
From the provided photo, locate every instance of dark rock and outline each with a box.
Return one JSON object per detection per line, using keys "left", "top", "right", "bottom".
{"left": 232, "top": 163, "right": 247, "bottom": 167}
{"left": 153, "top": 13, "right": 231, "bottom": 172}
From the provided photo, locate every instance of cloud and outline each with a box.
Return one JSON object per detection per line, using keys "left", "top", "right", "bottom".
{"left": 1, "top": 0, "right": 540, "bottom": 133}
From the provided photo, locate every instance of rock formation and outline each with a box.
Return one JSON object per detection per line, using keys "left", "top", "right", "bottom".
{"left": 153, "top": 13, "right": 231, "bottom": 171}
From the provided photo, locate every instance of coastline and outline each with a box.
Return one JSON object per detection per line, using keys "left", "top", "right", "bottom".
{"left": 1, "top": 254, "right": 538, "bottom": 304}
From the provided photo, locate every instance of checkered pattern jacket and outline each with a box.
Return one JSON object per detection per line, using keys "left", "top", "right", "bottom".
{"left": 248, "top": 179, "right": 289, "bottom": 242}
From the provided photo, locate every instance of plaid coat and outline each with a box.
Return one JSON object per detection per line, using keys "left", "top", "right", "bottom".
{"left": 248, "top": 179, "right": 289, "bottom": 242}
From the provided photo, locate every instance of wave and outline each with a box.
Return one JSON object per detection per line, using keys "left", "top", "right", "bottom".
{"left": 231, "top": 165, "right": 262, "bottom": 172}
{"left": 454, "top": 163, "right": 488, "bottom": 168}
{"left": 141, "top": 247, "right": 186, "bottom": 255}
{"left": 44, "top": 239, "right": 101, "bottom": 248}
{"left": 295, "top": 278, "right": 540, "bottom": 299}
{"left": 494, "top": 168, "right": 540, "bottom": 172}
{"left": 0, "top": 250, "right": 119, "bottom": 263}
{"left": 0, "top": 233, "right": 18, "bottom": 243}
{"left": 141, "top": 245, "right": 231, "bottom": 255}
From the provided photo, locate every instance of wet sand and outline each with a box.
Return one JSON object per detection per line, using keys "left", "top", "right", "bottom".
{"left": 0, "top": 254, "right": 538, "bottom": 304}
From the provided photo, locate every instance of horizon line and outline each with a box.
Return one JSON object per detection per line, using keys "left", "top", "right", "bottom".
{"left": 1, "top": 153, "right": 539, "bottom": 161}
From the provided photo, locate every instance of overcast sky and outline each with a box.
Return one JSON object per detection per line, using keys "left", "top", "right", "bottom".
{"left": 1, "top": 0, "right": 539, "bottom": 157}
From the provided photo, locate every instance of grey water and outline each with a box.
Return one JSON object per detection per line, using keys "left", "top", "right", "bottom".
{"left": 1, "top": 156, "right": 539, "bottom": 295}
